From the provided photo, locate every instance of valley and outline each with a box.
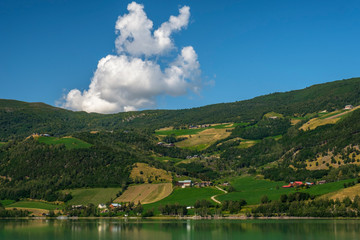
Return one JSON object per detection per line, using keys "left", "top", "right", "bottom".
{"left": 1, "top": 77, "right": 360, "bottom": 218}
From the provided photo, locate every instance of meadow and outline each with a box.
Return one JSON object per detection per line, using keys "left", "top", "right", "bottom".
{"left": 143, "top": 187, "right": 222, "bottom": 212}
{"left": 6, "top": 200, "right": 62, "bottom": 210}
{"left": 62, "top": 188, "right": 121, "bottom": 205}
{"left": 216, "top": 176, "right": 356, "bottom": 205}
{"left": 38, "top": 136, "right": 92, "bottom": 149}
{"left": 115, "top": 183, "right": 172, "bottom": 204}
{"left": 0, "top": 200, "right": 15, "bottom": 206}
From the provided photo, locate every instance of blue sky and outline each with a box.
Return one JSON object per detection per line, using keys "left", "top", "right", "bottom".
{"left": 1, "top": 0, "right": 360, "bottom": 112}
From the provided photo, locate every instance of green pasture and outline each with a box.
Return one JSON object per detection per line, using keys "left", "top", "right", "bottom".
{"left": 6, "top": 201, "right": 62, "bottom": 210}
{"left": 155, "top": 128, "right": 204, "bottom": 136}
{"left": 38, "top": 136, "right": 92, "bottom": 149}
{"left": 319, "top": 109, "right": 347, "bottom": 119}
{"left": 155, "top": 123, "right": 248, "bottom": 136}
{"left": 216, "top": 176, "right": 356, "bottom": 205}
{"left": 143, "top": 187, "right": 222, "bottom": 212}
{"left": 0, "top": 200, "right": 15, "bottom": 206}
{"left": 182, "top": 144, "right": 209, "bottom": 151}
{"left": 62, "top": 188, "right": 121, "bottom": 205}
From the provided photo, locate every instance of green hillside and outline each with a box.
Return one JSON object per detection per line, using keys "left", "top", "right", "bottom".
{"left": 1, "top": 77, "right": 360, "bottom": 141}
{"left": 1, "top": 77, "right": 360, "bottom": 215}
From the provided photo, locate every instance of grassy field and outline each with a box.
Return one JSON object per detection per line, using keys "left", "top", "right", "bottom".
{"left": 155, "top": 123, "right": 246, "bottom": 136}
{"left": 143, "top": 187, "right": 222, "bottom": 212}
{"left": 130, "top": 162, "right": 172, "bottom": 183}
{"left": 175, "top": 128, "right": 232, "bottom": 150}
{"left": 115, "top": 183, "right": 172, "bottom": 204}
{"left": 237, "top": 140, "right": 260, "bottom": 149}
{"left": 6, "top": 201, "right": 62, "bottom": 210}
{"left": 216, "top": 176, "right": 356, "bottom": 205}
{"left": 155, "top": 128, "right": 204, "bottom": 136}
{"left": 38, "top": 136, "right": 92, "bottom": 149}
{"left": 0, "top": 199, "right": 15, "bottom": 206}
{"left": 0, "top": 142, "right": 6, "bottom": 147}
{"left": 300, "top": 106, "right": 359, "bottom": 131}
{"left": 299, "top": 117, "right": 340, "bottom": 131}
{"left": 62, "top": 188, "right": 121, "bottom": 205}
{"left": 321, "top": 183, "right": 360, "bottom": 200}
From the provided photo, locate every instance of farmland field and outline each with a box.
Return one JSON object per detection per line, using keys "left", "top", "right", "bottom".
{"left": 115, "top": 183, "right": 172, "bottom": 204}
{"left": 38, "top": 136, "right": 92, "bottom": 149}
{"left": 62, "top": 188, "right": 121, "bottom": 205}
{"left": 216, "top": 176, "right": 355, "bottom": 205}
{"left": 321, "top": 183, "right": 360, "bottom": 200}
{"left": 175, "top": 128, "right": 232, "bottom": 150}
{"left": 155, "top": 128, "right": 204, "bottom": 136}
{"left": 299, "top": 117, "right": 340, "bottom": 131}
{"left": 143, "top": 187, "right": 222, "bottom": 212}
{"left": 0, "top": 200, "right": 15, "bottom": 206}
{"left": 130, "top": 162, "right": 172, "bottom": 183}
{"left": 6, "top": 201, "right": 62, "bottom": 210}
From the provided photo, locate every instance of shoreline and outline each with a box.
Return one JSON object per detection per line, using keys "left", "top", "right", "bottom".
{"left": 2, "top": 215, "right": 360, "bottom": 220}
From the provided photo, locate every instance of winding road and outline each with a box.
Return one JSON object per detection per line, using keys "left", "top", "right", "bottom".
{"left": 211, "top": 186, "right": 228, "bottom": 204}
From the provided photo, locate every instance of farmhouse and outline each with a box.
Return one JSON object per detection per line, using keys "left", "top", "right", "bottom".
{"left": 282, "top": 181, "right": 314, "bottom": 188}
{"left": 317, "top": 180, "right": 326, "bottom": 185}
{"left": 98, "top": 203, "right": 107, "bottom": 209}
{"left": 109, "top": 203, "right": 121, "bottom": 209}
{"left": 177, "top": 180, "right": 192, "bottom": 188}
{"left": 344, "top": 105, "right": 354, "bottom": 110}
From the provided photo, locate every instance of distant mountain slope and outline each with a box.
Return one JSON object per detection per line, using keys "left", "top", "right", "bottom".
{"left": 1, "top": 77, "right": 359, "bottom": 140}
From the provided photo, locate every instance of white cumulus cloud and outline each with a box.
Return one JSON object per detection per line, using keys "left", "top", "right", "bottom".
{"left": 62, "top": 2, "right": 201, "bottom": 113}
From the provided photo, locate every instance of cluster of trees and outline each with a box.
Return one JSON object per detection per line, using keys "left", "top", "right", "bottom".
{"left": 231, "top": 118, "right": 291, "bottom": 140}
{"left": 221, "top": 200, "right": 247, "bottom": 213}
{"left": 0, "top": 202, "right": 29, "bottom": 217}
{"left": 176, "top": 162, "right": 218, "bottom": 180}
{"left": 0, "top": 137, "right": 134, "bottom": 201}
{"left": 65, "top": 204, "right": 98, "bottom": 217}
{"left": 162, "top": 134, "right": 187, "bottom": 144}
{"left": 252, "top": 193, "right": 360, "bottom": 217}
{"left": 158, "top": 203, "right": 188, "bottom": 216}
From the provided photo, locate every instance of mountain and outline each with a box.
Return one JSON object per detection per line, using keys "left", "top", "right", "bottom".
{"left": 1, "top": 77, "right": 360, "bottom": 141}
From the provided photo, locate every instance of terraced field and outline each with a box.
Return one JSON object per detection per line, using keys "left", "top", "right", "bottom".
{"left": 115, "top": 183, "right": 173, "bottom": 204}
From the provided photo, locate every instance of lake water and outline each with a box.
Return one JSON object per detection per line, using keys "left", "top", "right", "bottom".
{"left": 1, "top": 219, "right": 360, "bottom": 240}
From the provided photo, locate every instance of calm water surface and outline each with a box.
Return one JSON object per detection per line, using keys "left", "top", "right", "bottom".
{"left": 1, "top": 219, "right": 360, "bottom": 240}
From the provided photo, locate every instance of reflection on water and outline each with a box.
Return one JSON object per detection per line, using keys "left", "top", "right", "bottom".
{"left": 1, "top": 219, "right": 360, "bottom": 240}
